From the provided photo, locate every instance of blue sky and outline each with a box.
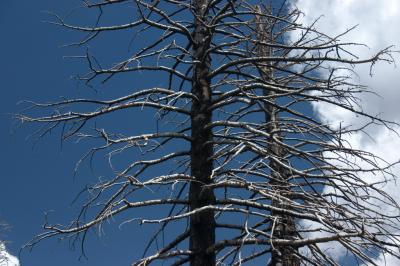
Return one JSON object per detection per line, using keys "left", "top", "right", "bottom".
{"left": 0, "top": 1, "right": 149, "bottom": 265}
{"left": 1, "top": 0, "right": 400, "bottom": 265}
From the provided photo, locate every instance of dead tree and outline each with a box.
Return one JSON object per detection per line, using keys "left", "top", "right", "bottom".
{"left": 255, "top": 5, "right": 299, "bottom": 266}
{"left": 189, "top": 0, "right": 216, "bottom": 265}
{"left": 19, "top": 1, "right": 399, "bottom": 265}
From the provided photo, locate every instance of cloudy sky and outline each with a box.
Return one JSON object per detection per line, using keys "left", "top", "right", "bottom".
{"left": 291, "top": 0, "right": 400, "bottom": 265}
{"left": 0, "top": 243, "right": 18, "bottom": 266}
{"left": 0, "top": 0, "right": 399, "bottom": 265}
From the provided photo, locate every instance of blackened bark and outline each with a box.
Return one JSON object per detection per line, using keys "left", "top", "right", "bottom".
{"left": 189, "top": 1, "right": 216, "bottom": 266}
{"left": 255, "top": 7, "right": 300, "bottom": 266}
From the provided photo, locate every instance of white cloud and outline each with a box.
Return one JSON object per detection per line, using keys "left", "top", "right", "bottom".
{"left": 290, "top": 0, "right": 400, "bottom": 264}
{"left": 367, "top": 251, "right": 400, "bottom": 266}
{"left": 291, "top": 0, "right": 400, "bottom": 124}
{"left": 0, "top": 242, "right": 19, "bottom": 266}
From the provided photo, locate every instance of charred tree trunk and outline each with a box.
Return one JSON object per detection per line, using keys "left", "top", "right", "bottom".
{"left": 189, "top": 1, "right": 216, "bottom": 266}
{"left": 255, "top": 6, "right": 300, "bottom": 266}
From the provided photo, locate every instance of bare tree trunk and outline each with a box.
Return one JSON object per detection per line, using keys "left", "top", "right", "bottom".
{"left": 255, "top": 6, "right": 300, "bottom": 266}
{"left": 189, "top": 1, "right": 216, "bottom": 266}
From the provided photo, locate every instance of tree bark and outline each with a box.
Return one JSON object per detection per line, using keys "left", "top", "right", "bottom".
{"left": 255, "top": 6, "right": 300, "bottom": 266}
{"left": 189, "top": 1, "right": 216, "bottom": 266}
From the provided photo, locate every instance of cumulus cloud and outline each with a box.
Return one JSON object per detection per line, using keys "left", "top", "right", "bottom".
{"left": 291, "top": 0, "right": 400, "bottom": 124}
{"left": 0, "top": 242, "right": 19, "bottom": 266}
{"left": 290, "top": 0, "right": 400, "bottom": 264}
